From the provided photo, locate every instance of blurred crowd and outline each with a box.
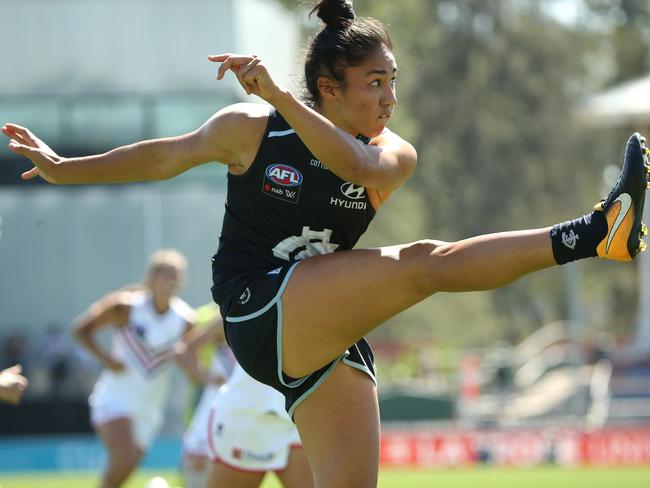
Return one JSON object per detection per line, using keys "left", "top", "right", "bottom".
{"left": 1, "top": 324, "right": 100, "bottom": 401}
{"left": 3, "top": 319, "right": 650, "bottom": 430}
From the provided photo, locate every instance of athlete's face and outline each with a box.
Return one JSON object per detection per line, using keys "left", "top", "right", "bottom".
{"left": 329, "top": 45, "right": 397, "bottom": 138}
{"left": 148, "top": 266, "right": 183, "bottom": 299}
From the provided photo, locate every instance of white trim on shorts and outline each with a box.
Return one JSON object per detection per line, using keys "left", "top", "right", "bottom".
{"left": 225, "top": 260, "right": 377, "bottom": 419}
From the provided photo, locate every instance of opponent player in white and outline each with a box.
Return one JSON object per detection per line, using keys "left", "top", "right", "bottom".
{"left": 181, "top": 304, "right": 312, "bottom": 488}
{"left": 74, "top": 249, "right": 201, "bottom": 488}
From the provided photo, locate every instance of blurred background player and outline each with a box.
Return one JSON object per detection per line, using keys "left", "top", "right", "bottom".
{"left": 74, "top": 249, "right": 202, "bottom": 488}
{"left": 205, "top": 361, "right": 313, "bottom": 488}
{"left": 180, "top": 305, "right": 312, "bottom": 488}
{"left": 0, "top": 364, "right": 28, "bottom": 405}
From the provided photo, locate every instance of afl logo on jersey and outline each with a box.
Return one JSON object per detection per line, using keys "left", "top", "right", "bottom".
{"left": 262, "top": 164, "right": 303, "bottom": 204}
{"left": 265, "top": 164, "right": 303, "bottom": 187}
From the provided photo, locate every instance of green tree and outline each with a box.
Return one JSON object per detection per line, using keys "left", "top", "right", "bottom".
{"left": 585, "top": 0, "right": 650, "bottom": 84}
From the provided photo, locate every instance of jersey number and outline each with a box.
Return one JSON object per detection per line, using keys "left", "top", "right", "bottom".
{"left": 272, "top": 226, "right": 339, "bottom": 261}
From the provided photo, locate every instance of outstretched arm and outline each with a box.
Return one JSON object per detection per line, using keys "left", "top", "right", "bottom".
{"left": 2, "top": 103, "right": 266, "bottom": 184}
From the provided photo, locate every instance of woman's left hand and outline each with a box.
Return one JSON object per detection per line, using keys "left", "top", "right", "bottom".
{"left": 208, "top": 53, "right": 286, "bottom": 103}
{"left": 2, "top": 124, "right": 63, "bottom": 182}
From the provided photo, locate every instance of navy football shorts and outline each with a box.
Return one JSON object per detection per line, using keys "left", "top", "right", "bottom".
{"left": 221, "top": 261, "right": 376, "bottom": 419}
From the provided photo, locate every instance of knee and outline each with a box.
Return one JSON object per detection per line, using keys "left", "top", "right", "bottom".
{"left": 401, "top": 239, "right": 452, "bottom": 295}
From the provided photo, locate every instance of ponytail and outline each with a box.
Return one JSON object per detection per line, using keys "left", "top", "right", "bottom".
{"left": 303, "top": 0, "right": 393, "bottom": 107}
{"left": 310, "top": 0, "right": 355, "bottom": 29}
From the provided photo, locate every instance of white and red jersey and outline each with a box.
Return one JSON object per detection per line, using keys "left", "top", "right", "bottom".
{"left": 183, "top": 361, "right": 295, "bottom": 460}
{"left": 90, "top": 291, "right": 194, "bottom": 416}
{"left": 204, "top": 363, "right": 301, "bottom": 471}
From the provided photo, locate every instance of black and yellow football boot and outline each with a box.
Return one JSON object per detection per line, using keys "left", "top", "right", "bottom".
{"left": 595, "top": 133, "right": 650, "bottom": 261}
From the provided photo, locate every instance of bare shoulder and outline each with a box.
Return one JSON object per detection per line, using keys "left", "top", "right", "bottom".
{"left": 207, "top": 102, "right": 270, "bottom": 128}
{"left": 218, "top": 102, "right": 270, "bottom": 119}
{"left": 200, "top": 103, "right": 271, "bottom": 172}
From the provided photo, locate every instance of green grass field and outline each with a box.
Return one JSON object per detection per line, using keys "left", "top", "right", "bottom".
{"left": 2, "top": 467, "right": 650, "bottom": 488}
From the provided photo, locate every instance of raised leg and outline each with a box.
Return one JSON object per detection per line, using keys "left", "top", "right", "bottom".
{"left": 282, "top": 227, "right": 554, "bottom": 377}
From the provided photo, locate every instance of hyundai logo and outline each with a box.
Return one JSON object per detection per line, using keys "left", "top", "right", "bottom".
{"left": 340, "top": 182, "right": 366, "bottom": 200}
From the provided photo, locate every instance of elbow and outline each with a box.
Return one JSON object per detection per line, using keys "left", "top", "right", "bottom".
{"left": 148, "top": 159, "right": 179, "bottom": 181}
{"left": 72, "top": 321, "right": 89, "bottom": 343}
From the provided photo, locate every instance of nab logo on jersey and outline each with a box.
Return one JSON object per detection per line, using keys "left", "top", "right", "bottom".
{"left": 263, "top": 163, "right": 303, "bottom": 204}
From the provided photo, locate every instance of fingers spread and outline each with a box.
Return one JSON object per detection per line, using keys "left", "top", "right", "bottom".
{"left": 2, "top": 125, "right": 23, "bottom": 141}
{"left": 21, "top": 167, "right": 40, "bottom": 180}
{"left": 2, "top": 124, "right": 36, "bottom": 146}
{"left": 8, "top": 141, "right": 32, "bottom": 155}
{"left": 4, "top": 124, "right": 31, "bottom": 139}
{"left": 3, "top": 123, "right": 27, "bottom": 133}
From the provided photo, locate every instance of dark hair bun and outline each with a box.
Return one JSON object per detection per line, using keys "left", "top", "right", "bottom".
{"left": 311, "top": 0, "right": 355, "bottom": 28}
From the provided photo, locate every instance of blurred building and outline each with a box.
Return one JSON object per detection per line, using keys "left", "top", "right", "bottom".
{"left": 0, "top": 0, "right": 301, "bottom": 329}
{"left": 0, "top": 0, "right": 300, "bottom": 156}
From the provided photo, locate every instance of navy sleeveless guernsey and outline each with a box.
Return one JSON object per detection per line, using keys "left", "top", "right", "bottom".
{"left": 210, "top": 107, "right": 378, "bottom": 416}
{"left": 212, "top": 107, "right": 376, "bottom": 310}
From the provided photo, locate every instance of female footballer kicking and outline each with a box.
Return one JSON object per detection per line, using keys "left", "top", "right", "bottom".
{"left": 3, "top": 1, "right": 649, "bottom": 486}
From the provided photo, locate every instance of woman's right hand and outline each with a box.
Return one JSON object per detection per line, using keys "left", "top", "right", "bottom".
{"left": 208, "top": 54, "right": 287, "bottom": 103}
{"left": 2, "top": 123, "right": 63, "bottom": 183}
{"left": 0, "top": 365, "right": 29, "bottom": 405}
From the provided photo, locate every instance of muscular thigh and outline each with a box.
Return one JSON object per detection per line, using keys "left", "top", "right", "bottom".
{"left": 282, "top": 243, "right": 434, "bottom": 377}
